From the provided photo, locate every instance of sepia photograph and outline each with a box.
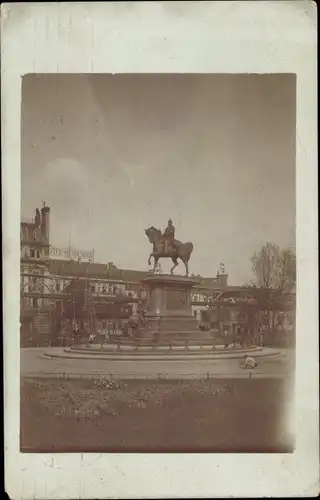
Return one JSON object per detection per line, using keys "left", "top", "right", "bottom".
{"left": 3, "top": 1, "right": 318, "bottom": 498}
{"left": 20, "top": 73, "right": 296, "bottom": 454}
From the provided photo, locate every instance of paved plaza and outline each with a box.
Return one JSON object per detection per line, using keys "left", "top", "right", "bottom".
{"left": 21, "top": 347, "right": 294, "bottom": 379}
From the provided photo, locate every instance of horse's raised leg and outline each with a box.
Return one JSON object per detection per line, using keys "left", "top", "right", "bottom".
{"left": 170, "top": 257, "right": 179, "bottom": 275}
{"left": 148, "top": 253, "right": 154, "bottom": 266}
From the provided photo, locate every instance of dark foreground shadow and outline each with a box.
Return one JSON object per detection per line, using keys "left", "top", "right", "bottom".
{"left": 20, "top": 377, "right": 294, "bottom": 453}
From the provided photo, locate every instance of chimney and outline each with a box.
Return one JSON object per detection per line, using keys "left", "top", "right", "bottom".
{"left": 217, "top": 273, "right": 228, "bottom": 287}
{"left": 217, "top": 263, "right": 228, "bottom": 287}
{"left": 41, "top": 201, "right": 50, "bottom": 243}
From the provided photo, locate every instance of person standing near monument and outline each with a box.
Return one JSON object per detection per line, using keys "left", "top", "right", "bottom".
{"left": 223, "top": 327, "right": 229, "bottom": 348}
{"left": 102, "top": 325, "right": 109, "bottom": 344}
{"left": 258, "top": 325, "right": 264, "bottom": 346}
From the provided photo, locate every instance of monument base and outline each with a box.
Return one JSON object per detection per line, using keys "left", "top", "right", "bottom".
{"left": 134, "top": 274, "right": 211, "bottom": 346}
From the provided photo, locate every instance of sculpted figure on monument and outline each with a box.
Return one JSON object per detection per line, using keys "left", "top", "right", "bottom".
{"left": 125, "top": 305, "right": 147, "bottom": 338}
{"left": 145, "top": 219, "right": 194, "bottom": 276}
{"left": 163, "top": 218, "right": 175, "bottom": 253}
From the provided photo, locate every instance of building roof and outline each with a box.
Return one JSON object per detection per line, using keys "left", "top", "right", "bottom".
{"left": 46, "top": 258, "right": 295, "bottom": 299}
{"left": 48, "top": 258, "right": 233, "bottom": 287}
{"left": 48, "top": 258, "right": 230, "bottom": 285}
{"left": 20, "top": 222, "right": 48, "bottom": 245}
{"left": 49, "top": 259, "right": 149, "bottom": 282}
{"left": 199, "top": 277, "right": 220, "bottom": 288}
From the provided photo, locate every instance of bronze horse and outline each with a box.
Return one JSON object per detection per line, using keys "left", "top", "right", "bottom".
{"left": 145, "top": 226, "right": 194, "bottom": 276}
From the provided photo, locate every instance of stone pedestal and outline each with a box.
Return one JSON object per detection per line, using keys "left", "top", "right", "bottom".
{"left": 138, "top": 274, "right": 210, "bottom": 345}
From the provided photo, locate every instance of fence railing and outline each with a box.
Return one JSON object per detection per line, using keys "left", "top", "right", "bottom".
{"left": 21, "top": 370, "right": 273, "bottom": 381}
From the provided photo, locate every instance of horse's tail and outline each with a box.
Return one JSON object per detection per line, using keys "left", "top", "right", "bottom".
{"left": 179, "top": 242, "right": 194, "bottom": 260}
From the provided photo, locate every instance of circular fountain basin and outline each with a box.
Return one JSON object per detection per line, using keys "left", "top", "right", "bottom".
{"left": 43, "top": 343, "right": 282, "bottom": 362}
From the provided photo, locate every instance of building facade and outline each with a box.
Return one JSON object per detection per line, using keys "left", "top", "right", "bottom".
{"left": 20, "top": 204, "right": 52, "bottom": 308}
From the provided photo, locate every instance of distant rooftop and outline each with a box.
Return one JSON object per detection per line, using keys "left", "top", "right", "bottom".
{"left": 20, "top": 221, "right": 48, "bottom": 245}
{"left": 48, "top": 258, "right": 230, "bottom": 288}
{"left": 49, "top": 258, "right": 149, "bottom": 282}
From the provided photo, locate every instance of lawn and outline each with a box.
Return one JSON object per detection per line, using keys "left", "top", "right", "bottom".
{"left": 20, "top": 377, "right": 293, "bottom": 453}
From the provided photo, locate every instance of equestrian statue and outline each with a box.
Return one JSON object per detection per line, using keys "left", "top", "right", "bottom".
{"left": 145, "top": 219, "right": 194, "bottom": 276}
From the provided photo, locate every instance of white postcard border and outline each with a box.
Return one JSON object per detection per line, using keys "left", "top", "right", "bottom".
{"left": 2, "top": 2, "right": 318, "bottom": 498}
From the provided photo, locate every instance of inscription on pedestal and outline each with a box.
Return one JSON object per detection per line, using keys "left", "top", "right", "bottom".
{"left": 166, "top": 289, "right": 187, "bottom": 310}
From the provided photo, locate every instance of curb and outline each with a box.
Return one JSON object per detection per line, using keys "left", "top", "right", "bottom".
{"left": 42, "top": 350, "right": 283, "bottom": 362}
{"left": 21, "top": 371, "right": 286, "bottom": 381}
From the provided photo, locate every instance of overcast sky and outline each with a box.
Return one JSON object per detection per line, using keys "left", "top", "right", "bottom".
{"left": 21, "top": 73, "right": 295, "bottom": 284}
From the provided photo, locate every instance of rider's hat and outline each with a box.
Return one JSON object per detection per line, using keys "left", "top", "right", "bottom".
{"left": 168, "top": 218, "right": 173, "bottom": 223}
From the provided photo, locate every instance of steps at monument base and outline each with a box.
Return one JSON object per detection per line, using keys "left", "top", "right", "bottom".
{"left": 110, "top": 337, "right": 224, "bottom": 347}
{"left": 147, "top": 331, "right": 213, "bottom": 341}
{"left": 112, "top": 330, "right": 214, "bottom": 345}
{"left": 135, "top": 329, "right": 212, "bottom": 337}
{"left": 117, "top": 339, "right": 256, "bottom": 350}
{"left": 141, "top": 318, "right": 199, "bottom": 336}
{"left": 117, "top": 339, "right": 216, "bottom": 347}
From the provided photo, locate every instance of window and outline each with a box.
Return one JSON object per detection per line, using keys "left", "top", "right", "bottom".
{"left": 55, "top": 282, "right": 61, "bottom": 292}
{"left": 30, "top": 249, "right": 35, "bottom": 258}
{"left": 31, "top": 277, "right": 37, "bottom": 292}
{"left": 36, "top": 249, "right": 40, "bottom": 258}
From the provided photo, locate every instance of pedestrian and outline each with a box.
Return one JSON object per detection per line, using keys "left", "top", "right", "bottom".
{"left": 259, "top": 326, "right": 264, "bottom": 346}
{"left": 97, "top": 327, "right": 104, "bottom": 348}
{"left": 224, "top": 328, "right": 229, "bottom": 348}
{"left": 102, "top": 326, "right": 109, "bottom": 344}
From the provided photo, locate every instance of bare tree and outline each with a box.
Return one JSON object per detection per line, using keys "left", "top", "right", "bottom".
{"left": 251, "top": 242, "right": 295, "bottom": 292}
{"left": 251, "top": 242, "right": 280, "bottom": 289}
{"left": 250, "top": 242, "right": 296, "bottom": 338}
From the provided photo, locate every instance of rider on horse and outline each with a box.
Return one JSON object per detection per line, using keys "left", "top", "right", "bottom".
{"left": 163, "top": 219, "right": 176, "bottom": 253}
{"left": 145, "top": 221, "right": 194, "bottom": 276}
